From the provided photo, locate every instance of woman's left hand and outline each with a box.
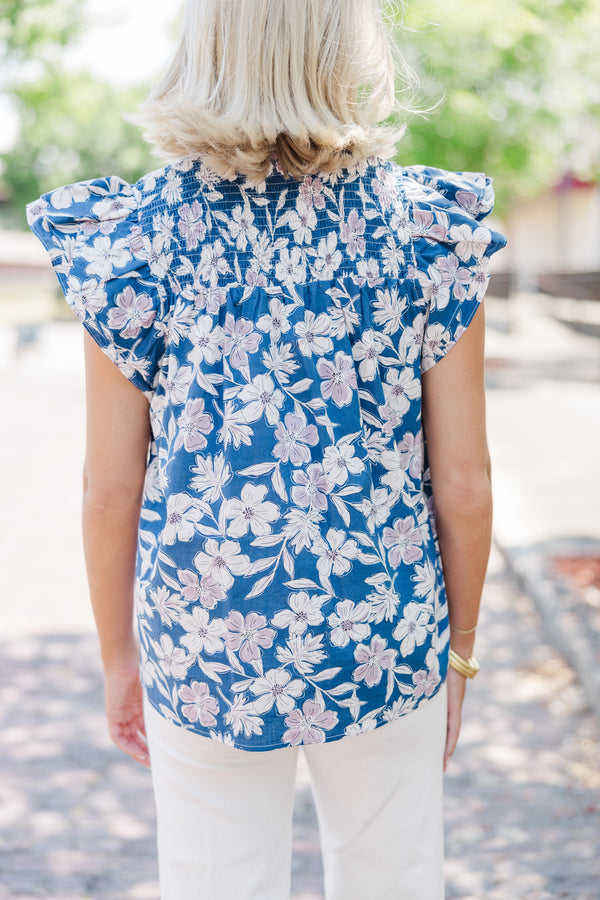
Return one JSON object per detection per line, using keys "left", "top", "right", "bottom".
{"left": 103, "top": 659, "right": 150, "bottom": 768}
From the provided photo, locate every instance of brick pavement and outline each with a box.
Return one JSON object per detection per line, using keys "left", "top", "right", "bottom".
{"left": 0, "top": 318, "right": 599, "bottom": 899}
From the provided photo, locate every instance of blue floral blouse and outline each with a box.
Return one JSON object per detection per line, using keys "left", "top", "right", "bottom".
{"left": 27, "top": 154, "right": 506, "bottom": 750}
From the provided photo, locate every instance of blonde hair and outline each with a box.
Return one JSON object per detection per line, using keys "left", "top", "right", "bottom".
{"left": 133, "top": 0, "right": 415, "bottom": 184}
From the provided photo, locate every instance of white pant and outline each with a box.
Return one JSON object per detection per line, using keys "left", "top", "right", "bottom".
{"left": 143, "top": 686, "right": 447, "bottom": 900}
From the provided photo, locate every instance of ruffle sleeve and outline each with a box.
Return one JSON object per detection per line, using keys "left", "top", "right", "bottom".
{"left": 402, "top": 166, "right": 507, "bottom": 372}
{"left": 26, "top": 176, "right": 168, "bottom": 396}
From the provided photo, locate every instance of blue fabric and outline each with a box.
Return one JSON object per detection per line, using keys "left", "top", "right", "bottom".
{"left": 27, "top": 155, "right": 506, "bottom": 750}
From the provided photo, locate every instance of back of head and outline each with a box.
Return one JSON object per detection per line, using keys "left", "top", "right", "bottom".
{"left": 135, "top": 0, "right": 413, "bottom": 184}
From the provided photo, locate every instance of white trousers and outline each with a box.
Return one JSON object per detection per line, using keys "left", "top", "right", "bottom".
{"left": 143, "top": 686, "right": 447, "bottom": 900}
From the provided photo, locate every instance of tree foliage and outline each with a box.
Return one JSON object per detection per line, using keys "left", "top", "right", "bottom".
{"left": 391, "top": 0, "right": 600, "bottom": 209}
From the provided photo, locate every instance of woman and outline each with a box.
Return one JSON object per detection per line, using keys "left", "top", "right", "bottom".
{"left": 27, "top": 1, "right": 505, "bottom": 897}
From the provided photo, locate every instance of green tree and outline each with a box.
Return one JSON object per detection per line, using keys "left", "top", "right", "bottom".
{"left": 392, "top": 0, "right": 600, "bottom": 209}
{"left": 3, "top": 68, "right": 154, "bottom": 220}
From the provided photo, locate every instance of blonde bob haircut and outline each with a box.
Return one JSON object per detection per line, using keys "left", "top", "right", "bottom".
{"left": 134, "top": 0, "right": 414, "bottom": 184}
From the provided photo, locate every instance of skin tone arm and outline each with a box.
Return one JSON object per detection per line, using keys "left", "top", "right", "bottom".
{"left": 82, "top": 330, "right": 152, "bottom": 767}
{"left": 421, "top": 303, "right": 493, "bottom": 770}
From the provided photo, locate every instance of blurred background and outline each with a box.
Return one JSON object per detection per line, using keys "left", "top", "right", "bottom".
{"left": 0, "top": 2, "right": 599, "bottom": 899}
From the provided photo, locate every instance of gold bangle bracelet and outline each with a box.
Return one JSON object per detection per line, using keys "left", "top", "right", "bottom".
{"left": 449, "top": 624, "right": 478, "bottom": 635}
{"left": 449, "top": 649, "right": 480, "bottom": 678}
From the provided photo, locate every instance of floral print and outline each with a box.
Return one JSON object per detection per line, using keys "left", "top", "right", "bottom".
{"left": 27, "top": 153, "right": 505, "bottom": 750}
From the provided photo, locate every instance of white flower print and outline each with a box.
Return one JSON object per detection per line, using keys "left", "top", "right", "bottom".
{"left": 107, "top": 286, "right": 155, "bottom": 339}
{"left": 273, "top": 411, "right": 318, "bottom": 465}
{"left": 224, "top": 484, "right": 279, "bottom": 538}
{"left": 392, "top": 601, "right": 431, "bottom": 655}
{"left": 50, "top": 182, "right": 91, "bottom": 208}
{"left": 316, "top": 352, "right": 357, "bottom": 407}
{"left": 165, "top": 357, "right": 194, "bottom": 405}
{"left": 356, "top": 257, "right": 383, "bottom": 288}
{"left": 163, "top": 493, "right": 206, "bottom": 544}
{"left": 382, "top": 367, "right": 420, "bottom": 415}
{"left": 197, "top": 239, "right": 231, "bottom": 286}
{"left": 272, "top": 591, "right": 325, "bottom": 635}
{"left": 194, "top": 539, "right": 250, "bottom": 590}
{"left": 190, "top": 452, "right": 232, "bottom": 502}
{"left": 92, "top": 191, "right": 137, "bottom": 220}
{"left": 322, "top": 440, "right": 365, "bottom": 485}
{"left": 65, "top": 276, "right": 107, "bottom": 318}
{"left": 287, "top": 198, "right": 317, "bottom": 245}
{"left": 249, "top": 669, "right": 304, "bottom": 714}
{"left": 353, "top": 635, "right": 397, "bottom": 688}
{"left": 360, "top": 486, "right": 393, "bottom": 533}
{"left": 352, "top": 329, "right": 385, "bottom": 381}
{"left": 256, "top": 296, "right": 293, "bottom": 342}
{"left": 397, "top": 315, "right": 425, "bottom": 364}
{"left": 275, "top": 246, "right": 305, "bottom": 288}
{"left": 295, "top": 310, "right": 333, "bottom": 358}
{"left": 187, "top": 317, "right": 223, "bottom": 367}
{"left": 311, "top": 528, "right": 359, "bottom": 579}
{"left": 81, "top": 235, "right": 131, "bottom": 278}
{"left": 179, "top": 681, "right": 219, "bottom": 727}
{"left": 449, "top": 223, "right": 492, "bottom": 261}
{"left": 328, "top": 599, "right": 371, "bottom": 647}
{"left": 239, "top": 373, "right": 284, "bottom": 425}
{"left": 179, "top": 607, "right": 226, "bottom": 656}
{"left": 313, "top": 231, "right": 342, "bottom": 279}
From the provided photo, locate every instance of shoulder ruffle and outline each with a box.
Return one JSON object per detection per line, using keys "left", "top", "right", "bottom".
{"left": 26, "top": 177, "right": 167, "bottom": 395}
{"left": 398, "top": 165, "right": 507, "bottom": 372}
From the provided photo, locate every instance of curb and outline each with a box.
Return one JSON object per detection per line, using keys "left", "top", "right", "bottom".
{"left": 493, "top": 536, "right": 600, "bottom": 721}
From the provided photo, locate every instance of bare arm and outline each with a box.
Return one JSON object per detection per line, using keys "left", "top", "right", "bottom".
{"left": 421, "top": 303, "right": 493, "bottom": 767}
{"left": 82, "top": 330, "right": 152, "bottom": 766}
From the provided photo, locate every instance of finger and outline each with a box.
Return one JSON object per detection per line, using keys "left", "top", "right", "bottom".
{"left": 110, "top": 727, "right": 151, "bottom": 768}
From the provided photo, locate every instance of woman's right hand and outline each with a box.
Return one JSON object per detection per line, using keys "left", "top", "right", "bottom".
{"left": 103, "top": 659, "right": 150, "bottom": 768}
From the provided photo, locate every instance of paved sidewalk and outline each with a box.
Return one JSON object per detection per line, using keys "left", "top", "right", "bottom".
{"left": 0, "top": 307, "right": 599, "bottom": 899}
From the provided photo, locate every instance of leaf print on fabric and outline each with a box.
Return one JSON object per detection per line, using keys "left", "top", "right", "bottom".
{"left": 27, "top": 158, "right": 506, "bottom": 750}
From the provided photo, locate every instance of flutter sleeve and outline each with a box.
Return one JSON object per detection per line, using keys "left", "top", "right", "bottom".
{"left": 26, "top": 175, "right": 167, "bottom": 396}
{"left": 402, "top": 166, "right": 507, "bottom": 373}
